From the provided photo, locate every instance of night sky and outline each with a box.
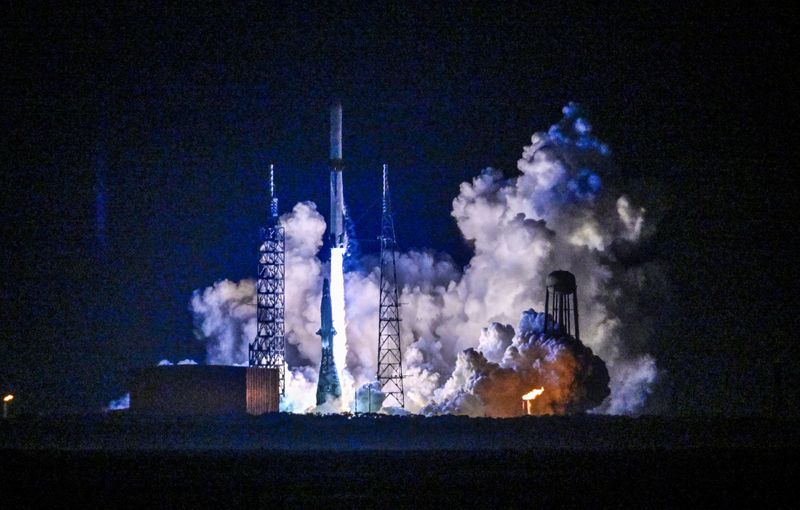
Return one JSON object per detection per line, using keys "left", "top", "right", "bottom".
{"left": 2, "top": 3, "right": 796, "bottom": 414}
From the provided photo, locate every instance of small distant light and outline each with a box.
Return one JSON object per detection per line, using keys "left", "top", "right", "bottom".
{"left": 3, "top": 394, "right": 12, "bottom": 402}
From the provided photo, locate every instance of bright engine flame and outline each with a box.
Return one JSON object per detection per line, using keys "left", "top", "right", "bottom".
{"left": 3, "top": 394, "right": 13, "bottom": 402}
{"left": 522, "top": 387, "right": 544, "bottom": 401}
{"left": 330, "top": 247, "right": 352, "bottom": 410}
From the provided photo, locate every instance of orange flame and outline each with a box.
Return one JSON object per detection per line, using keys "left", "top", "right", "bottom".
{"left": 521, "top": 387, "right": 544, "bottom": 401}
{"left": 3, "top": 394, "right": 13, "bottom": 403}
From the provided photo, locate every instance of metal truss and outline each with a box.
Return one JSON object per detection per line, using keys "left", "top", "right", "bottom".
{"left": 249, "top": 164, "right": 286, "bottom": 394}
{"left": 377, "top": 164, "right": 404, "bottom": 408}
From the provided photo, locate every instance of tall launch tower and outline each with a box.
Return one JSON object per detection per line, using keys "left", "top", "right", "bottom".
{"left": 249, "top": 164, "right": 286, "bottom": 394}
{"left": 377, "top": 164, "right": 405, "bottom": 408}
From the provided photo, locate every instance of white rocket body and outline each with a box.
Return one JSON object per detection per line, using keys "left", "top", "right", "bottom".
{"left": 330, "top": 102, "right": 342, "bottom": 161}
{"left": 329, "top": 103, "right": 346, "bottom": 248}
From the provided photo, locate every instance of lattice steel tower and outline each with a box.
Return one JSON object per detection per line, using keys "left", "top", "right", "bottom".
{"left": 377, "top": 163, "right": 404, "bottom": 408}
{"left": 249, "top": 164, "right": 286, "bottom": 394}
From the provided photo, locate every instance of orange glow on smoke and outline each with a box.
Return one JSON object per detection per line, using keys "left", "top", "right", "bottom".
{"left": 521, "top": 387, "right": 544, "bottom": 401}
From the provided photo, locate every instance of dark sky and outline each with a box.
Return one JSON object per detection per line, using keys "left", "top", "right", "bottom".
{"left": 2, "top": 3, "right": 797, "bottom": 414}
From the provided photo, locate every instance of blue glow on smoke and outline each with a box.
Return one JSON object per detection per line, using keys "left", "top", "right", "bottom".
{"left": 588, "top": 173, "right": 601, "bottom": 191}
{"left": 562, "top": 102, "right": 580, "bottom": 118}
{"left": 566, "top": 169, "right": 603, "bottom": 202}
{"left": 548, "top": 102, "right": 611, "bottom": 157}
{"left": 574, "top": 117, "right": 590, "bottom": 135}
{"left": 343, "top": 206, "right": 361, "bottom": 272}
{"left": 543, "top": 103, "right": 609, "bottom": 204}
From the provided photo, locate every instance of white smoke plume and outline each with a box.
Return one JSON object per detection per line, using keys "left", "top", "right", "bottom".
{"left": 190, "top": 279, "right": 255, "bottom": 367}
{"left": 190, "top": 103, "right": 665, "bottom": 416}
{"left": 354, "top": 380, "right": 386, "bottom": 413}
{"left": 189, "top": 201, "right": 327, "bottom": 411}
{"left": 157, "top": 359, "right": 199, "bottom": 366}
{"left": 423, "top": 310, "right": 609, "bottom": 417}
{"left": 105, "top": 393, "right": 130, "bottom": 411}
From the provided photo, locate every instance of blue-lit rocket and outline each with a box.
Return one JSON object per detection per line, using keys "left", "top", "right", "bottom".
{"left": 316, "top": 279, "right": 342, "bottom": 405}
{"left": 316, "top": 103, "right": 345, "bottom": 406}
{"left": 329, "top": 102, "right": 346, "bottom": 248}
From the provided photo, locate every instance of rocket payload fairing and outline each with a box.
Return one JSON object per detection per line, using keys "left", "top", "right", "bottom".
{"left": 329, "top": 102, "right": 346, "bottom": 248}
{"left": 315, "top": 279, "right": 342, "bottom": 405}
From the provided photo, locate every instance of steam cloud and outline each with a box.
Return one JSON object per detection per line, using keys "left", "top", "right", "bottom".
{"left": 189, "top": 103, "right": 665, "bottom": 416}
{"left": 423, "top": 311, "right": 609, "bottom": 417}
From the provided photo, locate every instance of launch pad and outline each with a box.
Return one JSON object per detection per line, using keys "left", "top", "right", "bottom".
{"left": 130, "top": 102, "right": 405, "bottom": 416}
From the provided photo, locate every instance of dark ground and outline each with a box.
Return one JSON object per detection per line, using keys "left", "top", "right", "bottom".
{"left": 5, "top": 448, "right": 796, "bottom": 507}
{"left": 2, "top": 413, "right": 797, "bottom": 506}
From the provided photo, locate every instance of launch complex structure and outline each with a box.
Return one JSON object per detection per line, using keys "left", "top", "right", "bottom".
{"left": 248, "top": 103, "right": 405, "bottom": 411}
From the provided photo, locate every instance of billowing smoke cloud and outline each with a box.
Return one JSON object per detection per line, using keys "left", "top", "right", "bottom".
{"left": 158, "top": 359, "right": 199, "bottom": 366}
{"left": 354, "top": 380, "right": 386, "bottom": 413}
{"left": 190, "top": 279, "right": 255, "bottom": 366}
{"left": 190, "top": 103, "right": 666, "bottom": 416}
{"left": 424, "top": 310, "right": 609, "bottom": 417}
{"left": 105, "top": 393, "right": 130, "bottom": 411}
{"left": 190, "top": 201, "right": 326, "bottom": 412}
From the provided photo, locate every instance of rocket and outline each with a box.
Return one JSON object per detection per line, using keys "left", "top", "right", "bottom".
{"left": 316, "top": 103, "right": 345, "bottom": 407}
{"left": 315, "top": 279, "right": 342, "bottom": 405}
{"left": 329, "top": 102, "right": 346, "bottom": 248}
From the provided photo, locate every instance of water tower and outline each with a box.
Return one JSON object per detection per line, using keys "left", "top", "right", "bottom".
{"left": 544, "top": 270, "right": 580, "bottom": 340}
